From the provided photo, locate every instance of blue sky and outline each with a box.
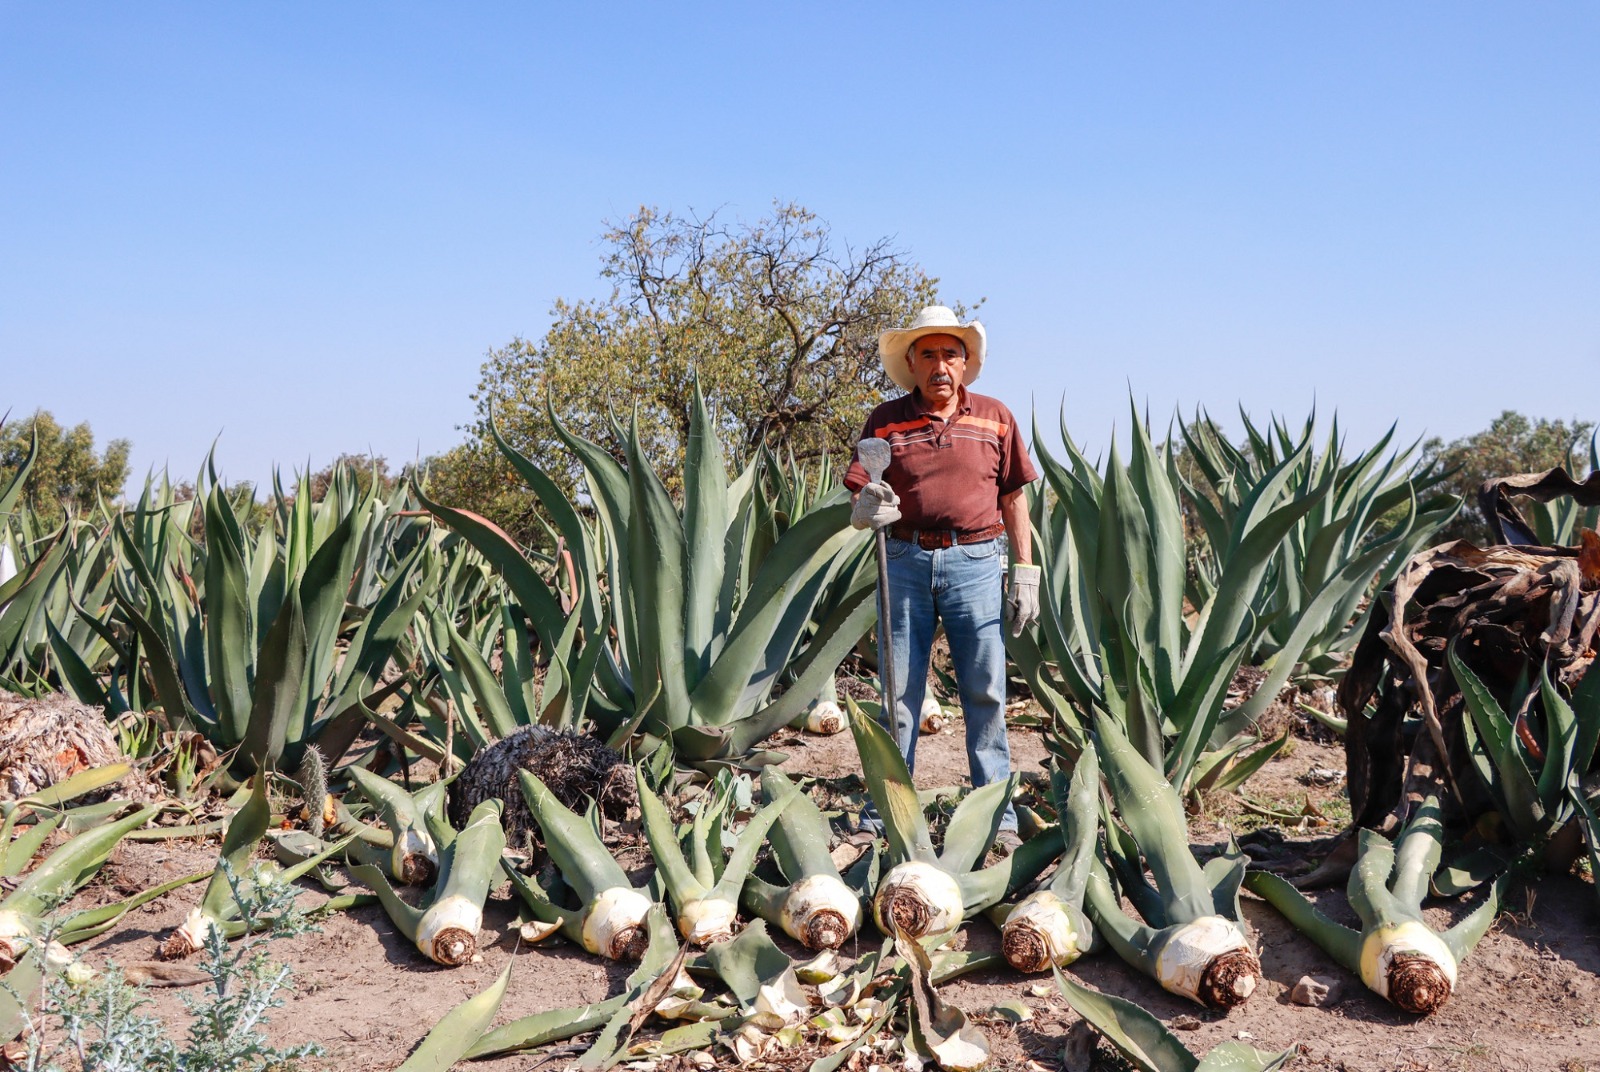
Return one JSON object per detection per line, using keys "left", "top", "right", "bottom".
{"left": 3, "top": 3, "right": 1596, "bottom": 489}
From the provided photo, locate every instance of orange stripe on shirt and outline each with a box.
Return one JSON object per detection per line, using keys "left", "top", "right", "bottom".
{"left": 955, "top": 415, "right": 1008, "bottom": 437}
{"left": 875, "top": 417, "right": 935, "bottom": 437}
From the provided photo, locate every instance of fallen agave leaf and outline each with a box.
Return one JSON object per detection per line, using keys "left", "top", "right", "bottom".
{"left": 651, "top": 967, "right": 705, "bottom": 1021}
{"left": 1026, "top": 983, "right": 1054, "bottom": 999}
{"left": 519, "top": 918, "right": 564, "bottom": 943}
{"left": 729, "top": 1024, "right": 774, "bottom": 1062}
{"left": 795, "top": 949, "right": 843, "bottom": 983}
{"left": 750, "top": 971, "right": 809, "bottom": 1030}
{"left": 897, "top": 931, "right": 990, "bottom": 1071}
{"left": 819, "top": 972, "right": 862, "bottom": 1008}
{"left": 984, "top": 1000, "right": 1032, "bottom": 1023}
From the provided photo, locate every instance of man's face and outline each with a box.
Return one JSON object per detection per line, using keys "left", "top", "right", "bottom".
{"left": 907, "top": 333, "right": 966, "bottom": 405}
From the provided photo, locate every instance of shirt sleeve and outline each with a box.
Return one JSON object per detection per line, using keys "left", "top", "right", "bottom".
{"left": 995, "top": 404, "right": 1039, "bottom": 497}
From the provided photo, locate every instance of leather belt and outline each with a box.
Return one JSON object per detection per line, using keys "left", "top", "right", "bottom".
{"left": 887, "top": 521, "right": 1006, "bottom": 550}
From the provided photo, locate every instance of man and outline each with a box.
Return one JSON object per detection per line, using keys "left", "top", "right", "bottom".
{"left": 844, "top": 305, "right": 1041, "bottom": 846}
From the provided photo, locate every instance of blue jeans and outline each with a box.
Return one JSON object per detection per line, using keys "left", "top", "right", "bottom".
{"left": 870, "top": 535, "right": 1017, "bottom": 831}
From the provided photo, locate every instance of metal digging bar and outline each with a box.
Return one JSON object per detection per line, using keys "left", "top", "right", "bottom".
{"left": 857, "top": 437, "right": 898, "bottom": 732}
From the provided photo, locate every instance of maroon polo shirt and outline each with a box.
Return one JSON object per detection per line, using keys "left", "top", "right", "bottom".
{"left": 843, "top": 388, "right": 1038, "bottom": 533}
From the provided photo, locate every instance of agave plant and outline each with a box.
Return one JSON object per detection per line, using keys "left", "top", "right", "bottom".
{"left": 741, "top": 768, "right": 865, "bottom": 950}
{"left": 1247, "top": 794, "right": 1511, "bottom": 1014}
{"left": 353, "top": 796, "right": 506, "bottom": 966}
{"left": 990, "top": 743, "right": 1102, "bottom": 972}
{"left": 637, "top": 768, "right": 797, "bottom": 945}
{"left": 506, "top": 769, "right": 657, "bottom": 961}
{"left": 110, "top": 464, "right": 435, "bottom": 777}
{"left": 848, "top": 699, "right": 1058, "bottom": 939}
{"left": 1011, "top": 402, "right": 1425, "bottom": 792}
{"left": 422, "top": 385, "right": 876, "bottom": 764}
{"left": 1085, "top": 713, "right": 1261, "bottom": 1010}
{"left": 1179, "top": 408, "right": 1459, "bottom": 684}
{"left": 0, "top": 802, "right": 160, "bottom": 974}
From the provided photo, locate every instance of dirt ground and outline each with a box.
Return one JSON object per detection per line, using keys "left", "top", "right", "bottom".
{"left": 38, "top": 710, "right": 1600, "bottom": 1072}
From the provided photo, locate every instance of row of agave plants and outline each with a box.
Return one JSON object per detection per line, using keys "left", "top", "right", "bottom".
{"left": 5, "top": 399, "right": 1595, "bottom": 1070}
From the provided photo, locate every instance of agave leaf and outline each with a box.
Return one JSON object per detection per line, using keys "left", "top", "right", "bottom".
{"left": 846, "top": 698, "right": 936, "bottom": 865}
{"left": 239, "top": 585, "right": 307, "bottom": 775}
{"left": 1243, "top": 870, "right": 1362, "bottom": 973}
{"left": 1051, "top": 967, "right": 1198, "bottom": 1072}
{"left": 395, "top": 958, "right": 512, "bottom": 1072}
{"left": 203, "top": 487, "right": 255, "bottom": 744}
{"left": 1450, "top": 643, "right": 1544, "bottom": 841}
{"left": 681, "top": 380, "right": 730, "bottom": 693}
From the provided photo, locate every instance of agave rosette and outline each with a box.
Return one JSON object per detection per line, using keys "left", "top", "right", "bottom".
{"left": 342, "top": 765, "right": 449, "bottom": 886}
{"left": 504, "top": 770, "right": 657, "bottom": 961}
{"left": 741, "top": 769, "right": 865, "bottom": 950}
{"left": 638, "top": 769, "right": 796, "bottom": 946}
{"left": 1085, "top": 714, "right": 1261, "bottom": 1009}
{"left": 848, "top": 699, "right": 1059, "bottom": 939}
{"left": 1246, "top": 793, "right": 1509, "bottom": 1015}
{"left": 990, "top": 743, "right": 1102, "bottom": 972}
{"left": 353, "top": 795, "right": 506, "bottom": 966}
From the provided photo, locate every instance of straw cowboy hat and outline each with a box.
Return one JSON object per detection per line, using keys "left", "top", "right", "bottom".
{"left": 877, "top": 306, "right": 986, "bottom": 391}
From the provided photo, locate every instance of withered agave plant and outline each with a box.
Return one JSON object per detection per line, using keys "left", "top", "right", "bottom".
{"left": 1336, "top": 460, "right": 1600, "bottom": 855}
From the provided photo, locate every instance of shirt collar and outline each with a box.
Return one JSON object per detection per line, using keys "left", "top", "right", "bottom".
{"left": 909, "top": 385, "right": 972, "bottom": 415}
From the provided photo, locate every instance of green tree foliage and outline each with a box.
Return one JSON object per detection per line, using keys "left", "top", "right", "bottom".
{"left": 448, "top": 202, "right": 962, "bottom": 539}
{"left": 1421, "top": 410, "right": 1595, "bottom": 542}
{"left": 0, "top": 411, "right": 131, "bottom": 514}
{"left": 307, "top": 452, "right": 395, "bottom": 502}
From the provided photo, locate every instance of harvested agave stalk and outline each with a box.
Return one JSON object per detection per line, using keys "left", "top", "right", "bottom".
{"left": 795, "top": 700, "right": 845, "bottom": 735}
{"left": 991, "top": 743, "right": 1102, "bottom": 972}
{"left": 353, "top": 797, "right": 506, "bottom": 966}
{"left": 847, "top": 699, "right": 1059, "bottom": 940}
{"left": 1246, "top": 793, "right": 1508, "bottom": 1015}
{"left": 512, "top": 770, "right": 655, "bottom": 961}
{"left": 1084, "top": 714, "right": 1261, "bottom": 1009}
{"left": 638, "top": 768, "right": 796, "bottom": 946}
{"left": 0, "top": 804, "right": 158, "bottom": 973}
{"left": 919, "top": 696, "right": 944, "bottom": 735}
{"left": 161, "top": 779, "right": 353, "bottom": 960}
{"left": 789, "top": 673, "right": 845, "bottom": 735}
{"left": 740, "top": 769, "right": 863, "bottom": 950}
{"left": 344, "top": 765, "right": 449, "bottom": 885}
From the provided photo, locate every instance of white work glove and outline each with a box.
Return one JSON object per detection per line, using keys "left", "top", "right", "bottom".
{"left": 850, "top": 481, "right": 902, "bottom": 531}
{"left": 1006, "top": 563, "right": 1041, "bottom": 636}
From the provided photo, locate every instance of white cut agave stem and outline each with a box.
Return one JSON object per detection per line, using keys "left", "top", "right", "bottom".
{"left": 416, "top": 894, "right": 484, "bottom": 966}
{"left": 1360, "top": 921, "right": 1457, "bottom": 1015}
{"left": 1000, "top": 891, "right": 1085, "bottom": 972}
{"left": 998, "top": 742, "right": 1102, "bottom": 972}
{"left": 795, "top": 701, "right": 845, "bottom": 735}
{"left": 873, "top": 860, "right": 964, "bottom": 939}
{"left": 517, "top": 771, "right": 655, "bottom": 960}
{"left": 1153, "top": 916, "right": 1259, "bottom": 1007}
{"left": 919, "top": 696, "right": 944, "bottom": 734}
{"left": 638, "top": 766, "right": 797, "bottom": 947}
{"left": 160, "top": 906, "right": 217, "bottom": 961}
{"left": 345, "top": 765, "right": 439, "bottom": 885}
{"left": 1085, "top": 865, "right": 1260, "bottom": 1011}
{"left": 353, "top": 798, "right": 504, "bottom": 967}
{"left": 677, "top": 896, "right": 739, "bottom": 946}
{"left": 580, "top": 886, "right": 655, "bottom": 960}
{"left": 780, "top": 874, "right": 862, "bottom": 951}
{"left": 757, "top": 768, "right": 863, "bottom": 950}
